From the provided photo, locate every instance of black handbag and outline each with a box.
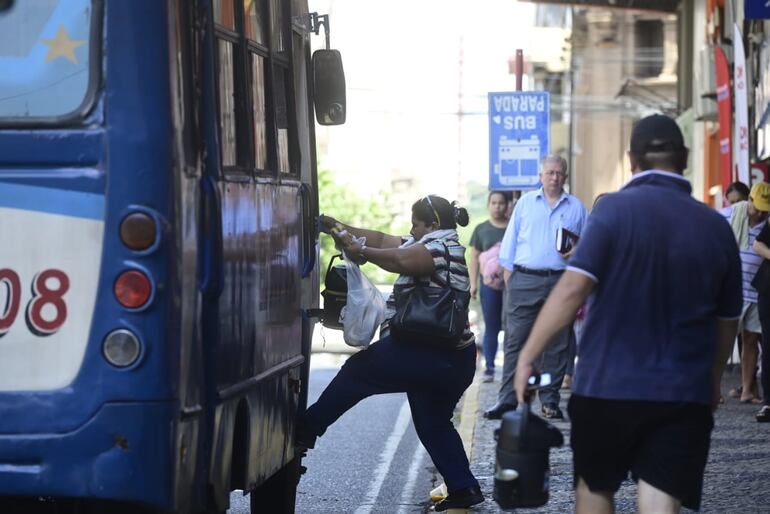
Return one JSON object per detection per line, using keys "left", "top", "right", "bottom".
{"left": 390, "top": 243, "right": 471, "bottom": 348}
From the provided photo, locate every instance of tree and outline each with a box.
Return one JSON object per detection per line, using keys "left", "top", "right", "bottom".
{"left": 318, "top": 169, "right": 405, "bottom": 285}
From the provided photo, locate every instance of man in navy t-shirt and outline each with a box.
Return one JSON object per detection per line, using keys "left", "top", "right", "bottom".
{"left": 514, "top": 114, "right": 742, "bottom": 513}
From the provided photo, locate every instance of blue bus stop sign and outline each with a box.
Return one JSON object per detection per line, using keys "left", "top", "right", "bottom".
{"left": 488, "top": 91, "right": 550, "bottom": 190}
{"left": 746, "top": 2, "right": 770, "bottom": 19}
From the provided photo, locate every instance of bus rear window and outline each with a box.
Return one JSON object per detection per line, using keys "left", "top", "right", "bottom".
{"left": 0, "top": 0, "right": 95, "bottom": 121}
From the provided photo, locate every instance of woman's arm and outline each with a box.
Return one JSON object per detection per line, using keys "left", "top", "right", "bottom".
{"left": 344, "top": 240, "right": 434, "bottom": 276}
{"left": 320, "top": 215, "right": 402, "bottom": 249}
{"left": 469, "top": 247, "right": 480, "bottom": 299}
{"left": 754, "top": 239, "right": 770, "bottom": 260}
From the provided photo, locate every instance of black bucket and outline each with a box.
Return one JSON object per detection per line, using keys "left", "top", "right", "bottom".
{"left": 320, "top": 254, "right": 347, "bottom": 330}
{"left": 493, "top": 405, "right": 564, "bottom": 509}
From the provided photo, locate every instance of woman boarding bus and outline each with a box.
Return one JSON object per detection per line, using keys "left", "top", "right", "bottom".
{"left": 0, "top": 0, "right": 344, "bottom": 512}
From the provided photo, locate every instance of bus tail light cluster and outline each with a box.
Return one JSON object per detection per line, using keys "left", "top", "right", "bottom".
{"left": 120, "top": 212, "right": 157, "bottom": 251}
{"left": 114, "top": 270, "right": 152, "bottom": 309}
{"left": 103, "top": 329, "right": 141, "bottom": 367}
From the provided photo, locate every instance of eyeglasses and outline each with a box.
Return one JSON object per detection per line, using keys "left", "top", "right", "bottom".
{"left": 543, "top": 170, "right": 567, "bottom": 178}
{"left": 424, "top": 195, "right": 441, "bottom": 226}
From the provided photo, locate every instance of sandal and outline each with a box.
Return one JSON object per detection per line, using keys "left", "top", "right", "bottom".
{"left": 729, "top": 387, "right": 743, "bottom": 399}
{"left": 740, "top": 396, "right": 763, "bottom": 405}
{"left": 757, "top": 405, "right": 770, "bottom": 423}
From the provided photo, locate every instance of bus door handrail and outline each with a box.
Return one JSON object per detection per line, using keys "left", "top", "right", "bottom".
{"left": 299, "top": 183, "right": 316, "bottom": 278}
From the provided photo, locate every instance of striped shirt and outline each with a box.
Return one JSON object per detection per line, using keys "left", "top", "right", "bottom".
{"left": 382, "top": 237, "right": 474, "bottom": 347}
{"left": 721, "top": 206, "right": 765, "bottom": 303}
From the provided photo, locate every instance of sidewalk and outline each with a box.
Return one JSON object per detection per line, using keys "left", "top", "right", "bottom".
{"left": 464, "top": 367, "right": 770, "bottom": 513}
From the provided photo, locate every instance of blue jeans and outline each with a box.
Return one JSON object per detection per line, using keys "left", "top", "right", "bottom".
{"left": 479, "top": 283, "right": 503, "bottom": 373}
{"left": 301, "top": 336, "right": 479, "bottom": 491}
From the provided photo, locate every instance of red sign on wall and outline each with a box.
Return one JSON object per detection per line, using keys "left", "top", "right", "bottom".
{"left": 715, "top": 46, "right": 733, "bottom": 195}
{"left": 751, "top": 162, "right": 769, "bottom": 184}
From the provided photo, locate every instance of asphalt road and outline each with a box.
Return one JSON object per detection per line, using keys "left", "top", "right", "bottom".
{"left": 228, "top": 353, "right": 439, "bottom": 514}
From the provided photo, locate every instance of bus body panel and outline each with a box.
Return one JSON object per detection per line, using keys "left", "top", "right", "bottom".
{"left": 0, "top": 178, "right": 104, "bottom": 392}
{"left": 0, "top": 1, "right": 179, "bottom": 508}
{"left": 167, "top": 0, "right": 205, "bottom": 508}
{"left": 0, "top": 402, "right": 175, "bottom": 510}
{"left": 216, "top": 180, "right": 303, "bottom": 390}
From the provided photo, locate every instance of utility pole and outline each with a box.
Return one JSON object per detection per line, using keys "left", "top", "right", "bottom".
{"left": 457, "top": 35, "right": 465, "bottom": 204}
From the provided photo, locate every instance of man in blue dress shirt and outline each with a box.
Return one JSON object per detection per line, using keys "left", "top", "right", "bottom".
{"left": 514, "top": 115, "right": 741, "bottom": 513}
{"left": 483, "top": 155, "right": 587, "bottom": 420}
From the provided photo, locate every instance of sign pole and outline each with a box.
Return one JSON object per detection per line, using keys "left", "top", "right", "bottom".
{"left": 515, "top": 49, "right": 523, "bottom": 92}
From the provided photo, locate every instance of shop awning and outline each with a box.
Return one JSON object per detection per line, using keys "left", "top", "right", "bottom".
{"left": 520, "top": 0, "right": 679, "bottom": 13}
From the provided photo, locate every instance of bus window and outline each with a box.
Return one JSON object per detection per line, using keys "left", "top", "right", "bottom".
{"left": 273, "top": 64, "right": 290, "bottom": 174}
{"left": 213, "top": 0, "right": 236, "bottom": 31}
{"left": 0, "top": 0, "right": 95, "bottom": 121}
{"left": 250, "top": 53, "right": 268, "bottom": 170}
{"left": 269, "top": 0, "right": 285, "bottom": 54}
{"left": 243, "top": 0, "right": 267, "bottom": 45}
{"left": 217, "top": 39, "right": 237, "bottom": 167}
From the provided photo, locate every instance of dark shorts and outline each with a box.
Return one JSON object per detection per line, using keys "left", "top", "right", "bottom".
{"left": 568, "top": 394, "right": 714, "bottom": 511}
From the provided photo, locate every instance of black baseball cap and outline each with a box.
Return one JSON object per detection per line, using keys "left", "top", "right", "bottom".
{"left": 630, "top": 114, "right": 686, "bottom": 155}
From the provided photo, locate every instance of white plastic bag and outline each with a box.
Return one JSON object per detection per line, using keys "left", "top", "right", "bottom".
{"left": 340, "top": 252, "right": 386, "bottom": 348}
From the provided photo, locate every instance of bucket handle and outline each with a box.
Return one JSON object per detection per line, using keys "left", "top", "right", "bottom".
{"left": 326, "top": 253, "right": 343, "bottom": 278}
{"left": 515, "top": 373, "right": 551, "bottom": 437}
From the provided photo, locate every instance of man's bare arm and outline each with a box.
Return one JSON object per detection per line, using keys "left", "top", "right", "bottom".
{"left": 712, "top": 318, "right": 739, "bottom": 410}
{"left": 753, "top": 239, "right": 770, "bottom": 260}
{"left": 469, "top": 248, "right": 480, "bottom": 298}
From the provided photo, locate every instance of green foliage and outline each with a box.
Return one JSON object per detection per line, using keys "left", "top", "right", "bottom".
{"left": 458, "top": 180, "right": 493, "bottom": 247}
{"left": 318, "top": 169, "right": 401, "bottom": 285}
{"left": 317, "top": 173, "right": 499, "bottom": 291}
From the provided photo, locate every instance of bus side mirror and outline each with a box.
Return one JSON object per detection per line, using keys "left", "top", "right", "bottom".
{"left": 313, "top": 49, "right": 346, "bottom": 126}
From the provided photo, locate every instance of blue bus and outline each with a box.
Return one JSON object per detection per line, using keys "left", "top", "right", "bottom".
{"left": 0, "top": 0, "right": 344, "bottom": 512}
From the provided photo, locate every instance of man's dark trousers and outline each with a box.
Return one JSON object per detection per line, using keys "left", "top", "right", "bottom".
{"left": 498, "top": 270, "right": 572, "bottom": 407}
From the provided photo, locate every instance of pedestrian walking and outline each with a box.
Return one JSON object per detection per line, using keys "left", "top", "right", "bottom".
{"left": 721, "top": 181, "right": 770, "bottom": 404}
{"left": 725, "top": 181, "right": 750, "bottom": 206}
{"left": 469, "top": 191, "right": 510, "bottom": 382}
{"left": 514, "top": 114, "right": 742, "bottom": 513}
{"left": 751, "top": 221, "right": 770, "bottom": 422}
{"left": 484, "top": 155, "right": 587, "bottom": 421}
{"left": 297, "top": 195, "right": 484, "bottom": 511}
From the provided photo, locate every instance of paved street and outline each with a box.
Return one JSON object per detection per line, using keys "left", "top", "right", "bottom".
{"left": 469, "top": 366, "right": 770, "bottom": 513}
{"left": 231, "top": 349, "right": 770, "bottom": 514}
{"left": 229, "top": 353, "right": 439, "bottom": 514}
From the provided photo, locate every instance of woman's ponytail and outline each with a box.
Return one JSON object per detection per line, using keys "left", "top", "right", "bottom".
{"left": 452, "top": 201, "right": 469, "bottom": 227}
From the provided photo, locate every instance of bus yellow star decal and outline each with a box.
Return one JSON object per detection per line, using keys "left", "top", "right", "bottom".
{"left": 42, "top": 26, "right": 86, "bottom": 64}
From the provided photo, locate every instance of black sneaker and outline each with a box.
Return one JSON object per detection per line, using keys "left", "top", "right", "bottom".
{"left": 433, "top": 485, "right": 484, "bottom": 511}
{"left": 483, "top": 402, "right": 517, "bottom": 420}
{"left": 757, "top": 405, "right": 770, "bottom": 423}
{"left": 540, "top": 403, "right": 564, "bottom": 420}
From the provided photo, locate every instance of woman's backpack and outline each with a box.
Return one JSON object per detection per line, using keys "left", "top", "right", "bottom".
{"left": 479, "top": 242, "right": 505, "bottom": 291}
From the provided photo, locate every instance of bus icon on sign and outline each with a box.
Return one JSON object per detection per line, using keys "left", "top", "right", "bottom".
{"left": 494, "top": 135, "right": 541, "bottom": 186}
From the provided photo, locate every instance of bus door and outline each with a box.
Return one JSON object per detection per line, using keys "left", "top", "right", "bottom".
{"left": 200, "top": 0, "right": 306, "bottom": 510}
{"left": 168, "top": 0, "right": 207, "bottom": 511}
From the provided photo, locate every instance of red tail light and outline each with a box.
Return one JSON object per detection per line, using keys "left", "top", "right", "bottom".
{"left": 114, "top": 270, "right": 152, "bottom": 309}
